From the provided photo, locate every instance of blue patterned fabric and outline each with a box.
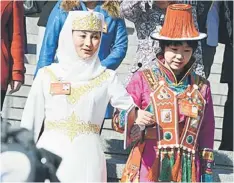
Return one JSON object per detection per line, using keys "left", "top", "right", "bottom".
{"left": 164, "top": 76, "right": 189, "bottom": 94}
{"left": 119, "top": 110, "right": 127, "bottom": 128}
{"left": 201, "top": 174, "right": 213, "bottom": 182}
{"left": 151, "top": 67, "right": 189, "bottom": 95}
{"left": 145, "top": 104, "right": 154, "bottom": 113}
{"left": 200, "top": 148, "right": 214, "bottom": 182}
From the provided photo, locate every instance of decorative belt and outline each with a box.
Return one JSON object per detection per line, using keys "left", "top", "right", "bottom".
{"left": 45, "top": 120, "right": 100, "bottom": 141}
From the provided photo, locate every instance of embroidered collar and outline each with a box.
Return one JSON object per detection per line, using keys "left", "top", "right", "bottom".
{"left": 156, "top": 53, "right": 195, "bottom": 86}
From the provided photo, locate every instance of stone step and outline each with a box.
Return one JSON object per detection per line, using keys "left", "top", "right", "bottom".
{"left": 3, "top": 96, "right": 27, "bottom": 109}
{"left": 210, "top": 82, "right": 228, "bottom": 96}
{"left": 106, "top": 154, "right": 233, "bottom": 182}
{"left": 26, "top": 17, "right": 39, "bottom": 35}
{"left": 25, "top": 54, "right": 37, "bottom": 65}
{"left": 2, "top": 116, "right": 224, "bottom": 152}
{"left": 26, "top": 56, "right": 224, "bottom": 80}
{"left": 22, "top": 16, "right": 232, "bottom": 183}
{"left": 25, "top": 17, "right": 137, "bottom": 36}
{"left": 2, "top": 106, "right": 224, "bottom": 130}
{"left": 127, "top": 35, "right": 138, "bottom": 46}
{"left": 25, "top": 64, "right": 36, "bottom": 75}
{"left": 5, "top": 94, "right": 225, "bottom": 117}
{"left": 210, "top": 63, "right": 222, "bottom": 74}
{"left": 4, "top": 85, "right": 31, "bottom": 98}
{"left": 212, "top": 94, "right": 227, "bottom": 107}
{"left": 102, "top": 118, "right": 224, "bottom": 130}
{"left": 27, "top": 34, "right": 38, "bottom": 45}
{"left": 214, "top": 105, "right": 224, "bottom": 118}
{"left": 24, "top": 74, "right": 34, "bottom": 86}
{"left": 8, "top": 73, "right": 228, "bottom": 108}
{"left": 27, "top": 43, "right": 37, "bottom": 55}
{"left": 101, "top": 125, "right": 223, "bottom": 142}
{"left": 213, "top": 44, "right": 225, "bottom": 65}
{"left": 24, "top": 64, "right": 227, "bottom": 98}
{"left": 110, "top": 72, "right": 228, "bottom": 97}
{"left": 1, "top": 117, "right": 232, "bottom": 168}
{"left": 101, "top": 130, "right": 223, "bottom": 153}
{"left": 208, "top": 73, "right": 221, "bottom": 83}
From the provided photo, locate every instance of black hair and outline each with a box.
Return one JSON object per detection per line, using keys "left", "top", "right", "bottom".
{"left": 159, "top": 40, "right": 198, "bottom": 53}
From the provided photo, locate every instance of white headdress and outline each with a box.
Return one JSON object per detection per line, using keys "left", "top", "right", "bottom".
{"left": 54, "top": 11, "right": 106, "bottom": 81}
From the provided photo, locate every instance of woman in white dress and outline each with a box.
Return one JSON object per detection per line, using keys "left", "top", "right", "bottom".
{"left": 20, "top": 11, "right": 135, "bottom": 182}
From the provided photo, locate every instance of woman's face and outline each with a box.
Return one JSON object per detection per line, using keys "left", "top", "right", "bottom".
{"left": 72, "top": 31, "right": 101, "bottom": 60}
{"left": 164, "top": 42, "right": 193, "bottom": 74}
{"left": 155, "top": 1, "right": 170, "bottom": 9}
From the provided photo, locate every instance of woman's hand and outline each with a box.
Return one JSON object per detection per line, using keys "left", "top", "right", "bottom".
{"left": 135, "top": 109, "right": 155, "bottom": 126}
{"left": 9, "top": 81, "right": 22, "bottom": 94}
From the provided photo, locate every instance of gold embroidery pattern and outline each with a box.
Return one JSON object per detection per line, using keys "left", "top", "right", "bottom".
{"left": 45, "top": 112, "right": 100, "bottom": 141}
{"left": 72, "top": 13, "right": 102, "bottom": 32}
{"left": 67, "top": 71, "right": 110, "bottom": 104}
{"left": 44, "top": 67, "right": 58, "bottom": 82}
{"left": 44, "top": 68, "right": 110, "bottom": 105}
{"left": 142, "top": 69, "right": 158, "bottom": 91}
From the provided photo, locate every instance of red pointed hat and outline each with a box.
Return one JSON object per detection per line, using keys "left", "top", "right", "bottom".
{"left": 150, "top": 4, "right": 206, "bottom": 40}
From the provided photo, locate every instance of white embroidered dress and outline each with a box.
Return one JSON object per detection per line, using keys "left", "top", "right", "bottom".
{"left": 20, "top": 11, "right": 134, "bottom": 182}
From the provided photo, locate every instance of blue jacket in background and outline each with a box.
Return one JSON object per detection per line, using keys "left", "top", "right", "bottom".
{"left": 35, "top": 1, "right": 128, "bottom": 76}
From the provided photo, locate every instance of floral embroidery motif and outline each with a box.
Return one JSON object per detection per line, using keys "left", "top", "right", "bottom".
{"left": 45, "top": 112, "right": 100, "bottom": 141}
{"left": 72, "top": 13, "right": 102, "bottom": 32}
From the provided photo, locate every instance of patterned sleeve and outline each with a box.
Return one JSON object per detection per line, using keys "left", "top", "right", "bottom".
{"left": 198, "top": 82, "right": 215, "bottom": 182}
{"left": 120, "top": 0, "right": 148, "bottom": 23}
{"left": 191, "top": 5, "right": 205, "bottom": 78}
{"left": 112, "top": 72, "right": 143, "bottom": 133}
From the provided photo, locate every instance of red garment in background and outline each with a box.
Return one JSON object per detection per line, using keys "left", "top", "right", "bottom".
{"left": 1, "top": 1, "right": 25, "bottom": 91}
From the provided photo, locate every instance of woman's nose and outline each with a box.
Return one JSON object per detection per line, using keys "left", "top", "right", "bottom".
{"left": 176, "top": 53, "right": 183, "bottom": 60}
{"left": 84, "top": 37, "right": 92, "bottom": 47}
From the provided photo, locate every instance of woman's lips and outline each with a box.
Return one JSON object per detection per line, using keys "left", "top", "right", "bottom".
{"left": 173, "top": 61, "right": 183, "bottom": 66}
{"left": 82, "top": 49, "right": 92, "bottom": 54}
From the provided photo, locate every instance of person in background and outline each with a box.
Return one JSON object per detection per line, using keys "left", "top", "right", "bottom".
{"left": 120, "top": 0, "right": 205, "bottom": 86}
{"left": 114, "top": 4, "right": 215, "bottom": 182}
{"left": 20, "top": 11, "right": 135, "bottom": 182}
{"left": 36, "top": 1, "right": 58, "bottom": 61}
{"left": 218, "top": 0, "right": 233, "bottom": 151}
{"left": 35, "top": 0, "right": 128, "bottom": 120}
{"left": 35, "top": 0, "right": 127, "bottom": 76}
{"left": 1, "top": 1, "right": 25, "bottom": 110}
{"left": 197, "top": 1, "right": 220, "bottom": 79}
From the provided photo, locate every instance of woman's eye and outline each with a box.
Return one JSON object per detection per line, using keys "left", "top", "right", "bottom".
{"left": 171, "top": 48, "right": 178, "bottom": 51}
{"left": 79, "top": 35, "right": 86, "bottom": 38}
{"left": 185, "top": 49, "right": 192, "bottom": 52}
{"left": 92, "top": 35, "right": 99, "bottom": 40}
